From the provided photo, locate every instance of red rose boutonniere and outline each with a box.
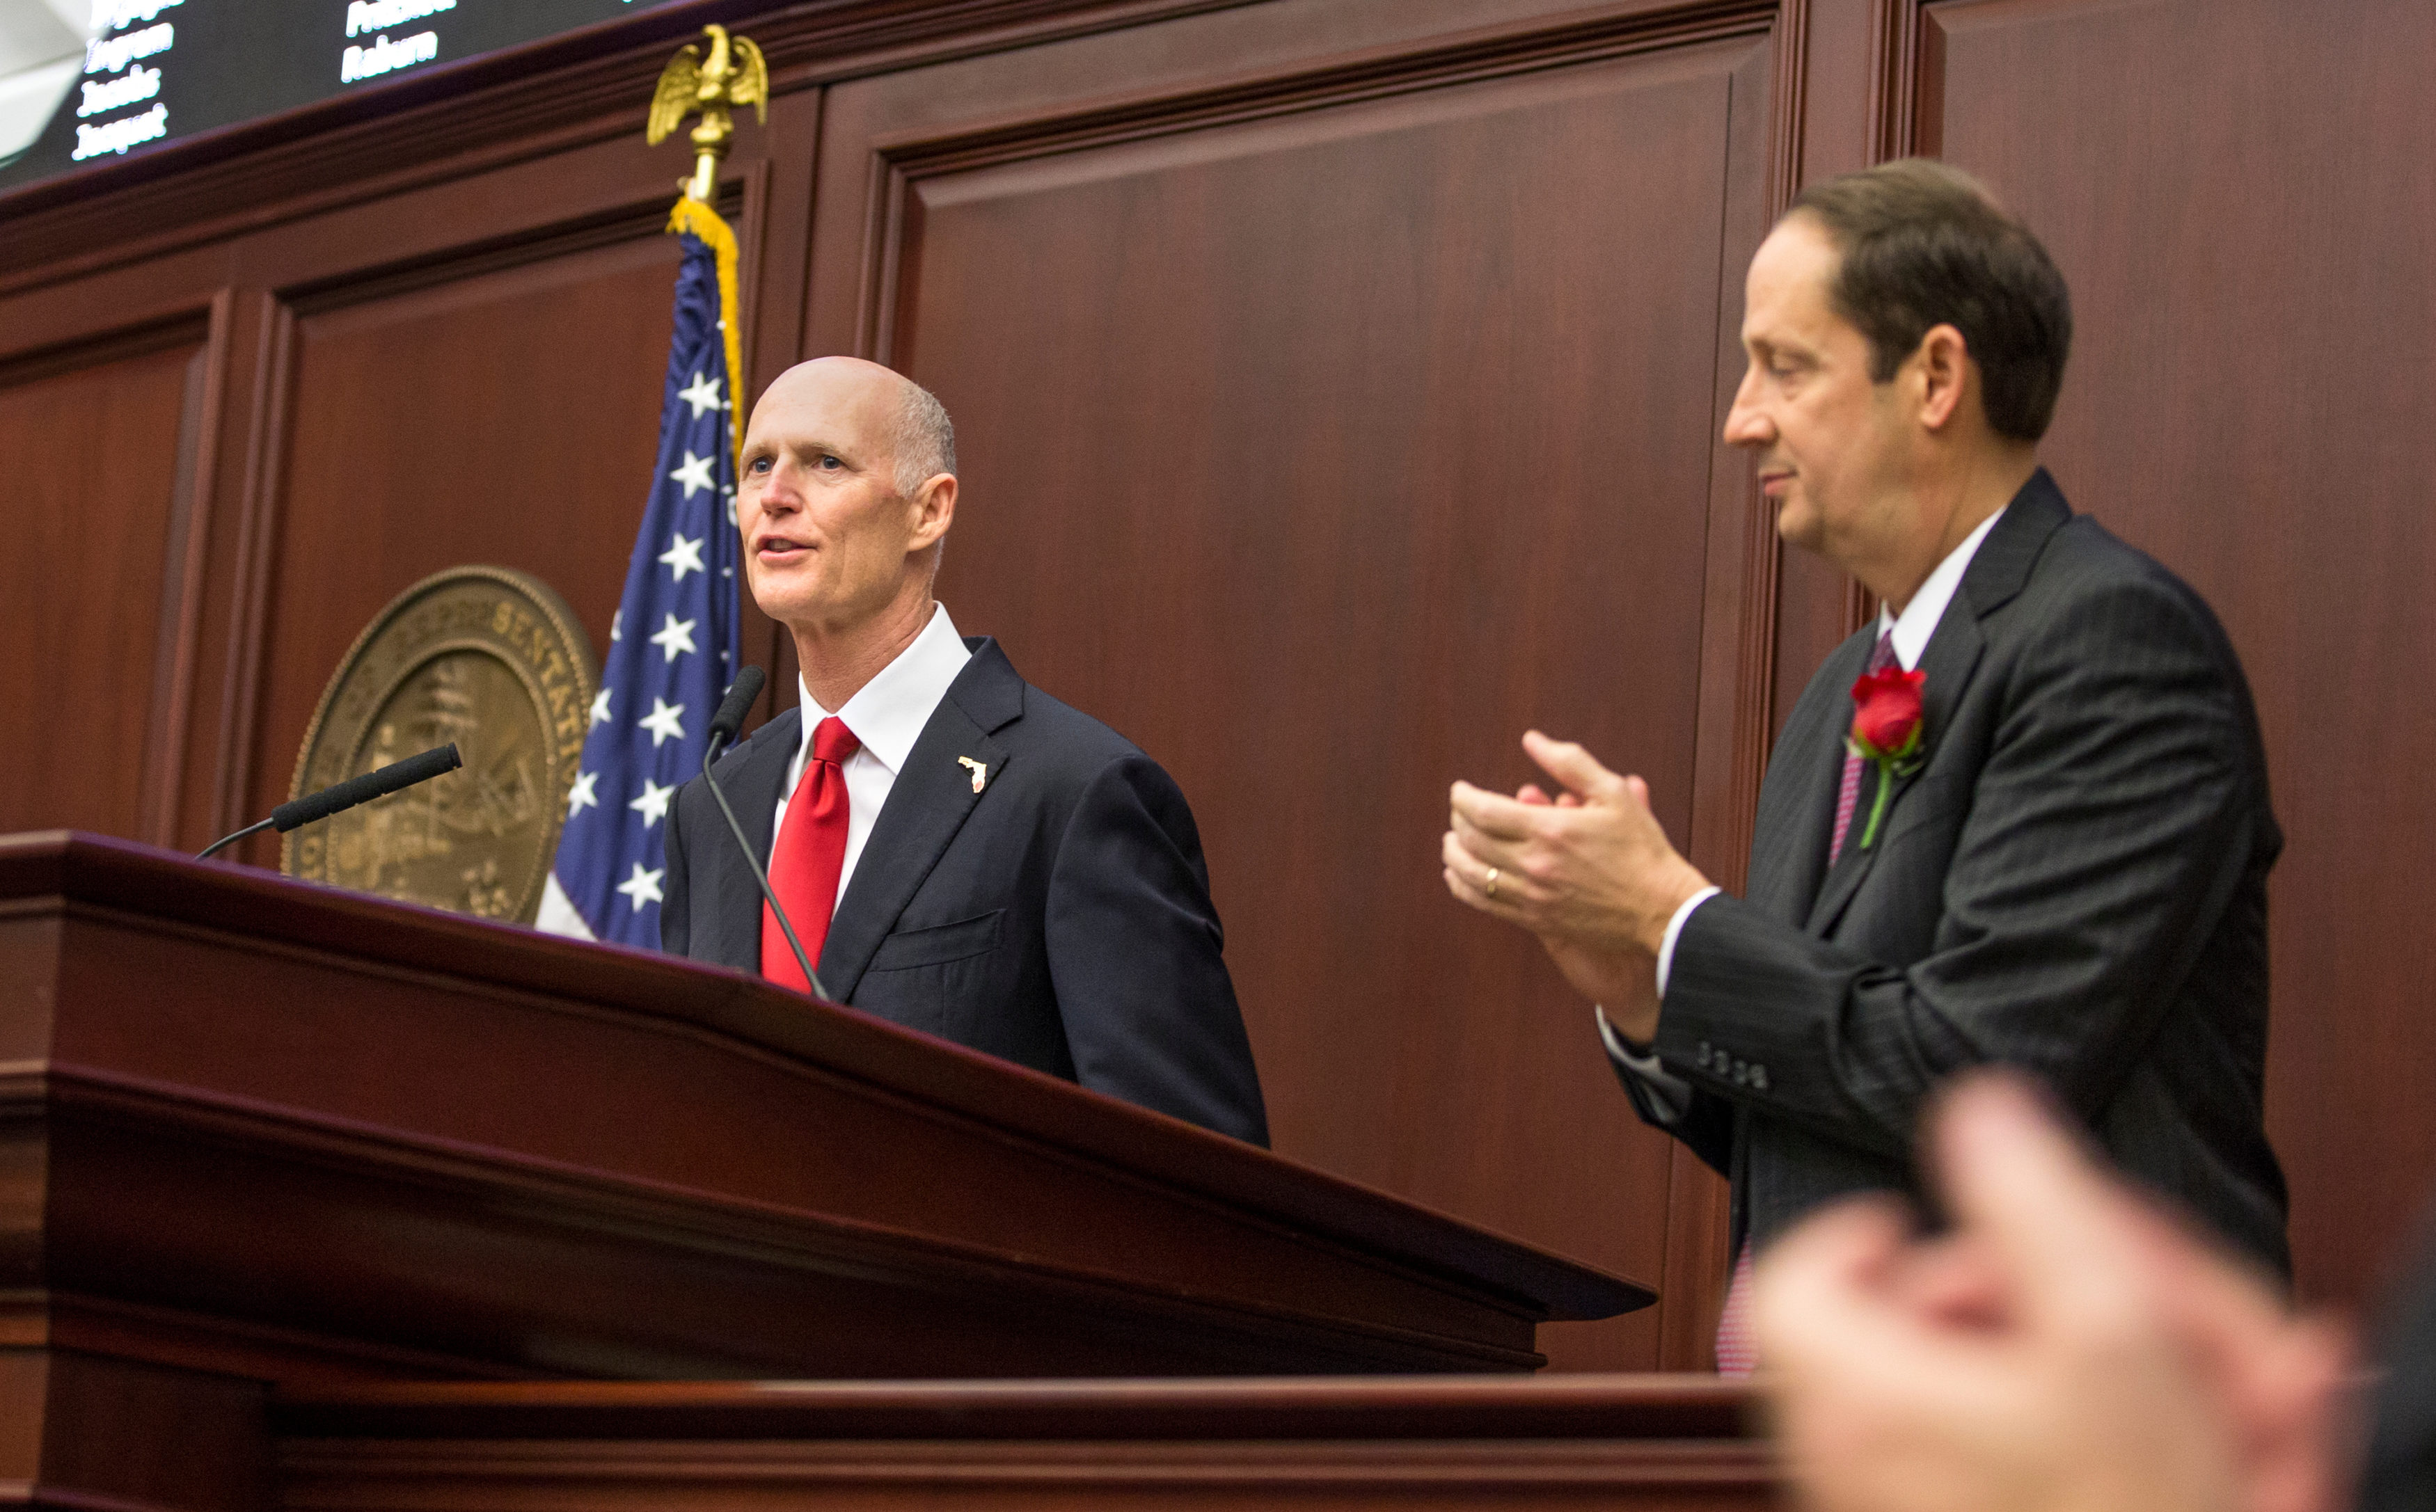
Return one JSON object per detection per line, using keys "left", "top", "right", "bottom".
{"left": 1848, "top": 666, "right": 1927, "bottom": 850}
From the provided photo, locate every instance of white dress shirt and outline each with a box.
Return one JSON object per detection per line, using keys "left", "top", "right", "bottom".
{"left": 773, "top": 602, "right": 972, "bottom": 914}
{"left": 1603, "top": 506, "right": 2008, "bottom": 1082}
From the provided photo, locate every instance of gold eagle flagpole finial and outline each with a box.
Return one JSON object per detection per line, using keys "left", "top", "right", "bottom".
{"left": 647, "top": 24, "right": 768, "bottom": 204}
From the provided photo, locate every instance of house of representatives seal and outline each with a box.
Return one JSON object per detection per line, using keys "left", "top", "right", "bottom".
{"left": 285, "top": 567, "right": 596, "bottom": 925}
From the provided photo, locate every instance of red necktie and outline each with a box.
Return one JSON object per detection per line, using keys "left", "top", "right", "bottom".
{"left": 1713, "top": 630, "right": 1903, "bottom": 1375}
{"left": 762, "top": 715, "right": 859, "bottom": 993}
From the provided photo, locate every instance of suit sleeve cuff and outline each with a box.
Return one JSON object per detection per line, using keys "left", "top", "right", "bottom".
{"left": 1654, "top": 884, "right": 1723, "bottom": 996}
{"left": 1597, "top": 1005, "right": 1691, "bottom": 1124}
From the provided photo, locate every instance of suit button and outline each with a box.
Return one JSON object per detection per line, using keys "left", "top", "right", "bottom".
{"left": 1696, "top": 1042, "right": 1714, "bottom": 1069}
{"left": 1750, "top": 1065, "right": 1769, "bottom": 1092}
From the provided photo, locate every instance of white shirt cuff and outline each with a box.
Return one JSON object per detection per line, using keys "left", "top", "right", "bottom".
{"left": 1597, "top": 1005, "right": 1691, "bottom": 1124}
{"left": 1654, "top": 885, "right": 1723, "bottom": 996}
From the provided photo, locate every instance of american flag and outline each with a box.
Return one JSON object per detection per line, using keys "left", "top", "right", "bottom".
{"left": 536, "top": 212, "right": 743, "bottom": 946}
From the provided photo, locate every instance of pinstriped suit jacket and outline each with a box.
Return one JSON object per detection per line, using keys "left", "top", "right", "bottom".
{"left": 1620, "top": 469, "right": 2291, "bottom": 1275}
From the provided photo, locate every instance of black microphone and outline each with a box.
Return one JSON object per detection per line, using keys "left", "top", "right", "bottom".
{"left": 198, "top": 743, "right": 463, "bottom": 861}
{"left": 697, "top": 668, "right": 827, "bottom": 1001}
{"left": 707, "top": 665, "right": 765, "bottom": 751}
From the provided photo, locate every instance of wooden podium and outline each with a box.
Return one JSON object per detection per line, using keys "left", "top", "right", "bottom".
{"left": 0, "top": 831, "right": 1690, "bottom": 1509}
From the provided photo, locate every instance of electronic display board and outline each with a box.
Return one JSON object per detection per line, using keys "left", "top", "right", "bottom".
{"left": 1, "top": 0, "right": 681, "bottom": 193}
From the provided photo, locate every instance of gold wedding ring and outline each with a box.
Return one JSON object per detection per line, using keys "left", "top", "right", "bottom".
{"left": 1484, "top": 866, "right": 1500, "bottom": 898}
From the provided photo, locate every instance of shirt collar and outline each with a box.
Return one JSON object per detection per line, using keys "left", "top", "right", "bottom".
{"left": 1879, "top": 507, "right": 2006, "bottom": 671}
{"left": 796, "top": 601, "right": 972, "bottom": 776}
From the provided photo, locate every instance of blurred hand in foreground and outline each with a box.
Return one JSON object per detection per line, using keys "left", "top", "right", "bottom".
{"left": 1755, "top": 1072, "right": 2354, "bottom": 1512}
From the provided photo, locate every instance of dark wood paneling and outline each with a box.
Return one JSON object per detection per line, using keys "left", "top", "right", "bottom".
{"left": 1919, "top": 0, "right": 2436, "bottom": 1314}
{"left": 809, "top": 1, "right": 1779, "bottom": 1370}
{"left": 237, "top": 232, "right": 684, "bottom": 858}
{"left": 0, "top": 2, "right": 1190, "bottom": 301}
{"left": 274, "top": 1378, "right": 1771, "bottom": 1511}
{"left": 1, "top": 1351, "right": 267, "bottom": 1512}
{"left": 5, "top": 832, "right": 1643, "bottom": 1392}
{"left": 1670, "top": 32, "right": 1781, "bottom": 1372}
{"left": 0, "top": 328, "right": 205, "bottom": 842}
{"left": 8, "top": 0, "right": 2417, "bottom": 1396}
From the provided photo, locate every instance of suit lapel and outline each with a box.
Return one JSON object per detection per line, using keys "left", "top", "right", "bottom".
{"left": 1752, "top": 631, "right": 1875, "bottom": 925}
{"left": 1800, "top": 470, "right": 2070, "bottom": 937}
{"left": 1804, "top": 611, "right": 1983, "bottom": 936}
{"left": 816, "top": 640, "right": 1021, "bottom": 1003}
{"left": 711, "top": 709, "right": 799, "bottom": 973}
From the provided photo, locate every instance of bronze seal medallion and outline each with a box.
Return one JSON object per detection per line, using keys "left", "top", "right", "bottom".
{"left": 285, "top": 567, "right": 596, "bottom": 924}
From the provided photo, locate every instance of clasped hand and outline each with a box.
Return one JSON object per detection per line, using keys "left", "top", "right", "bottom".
{"left": 1442, "top": 730, "right": 1710, "bottom": 1040}
{"left": 1756, "top": 1074, "right": 2351, "bottom": 1512}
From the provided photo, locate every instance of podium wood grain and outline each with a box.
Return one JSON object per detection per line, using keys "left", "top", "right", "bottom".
{"left": 0, "top": 830, "right": 1648, "bottom": 1507}
{"left": 274, "top": 1376, "right": 1773, "bottom": 1511}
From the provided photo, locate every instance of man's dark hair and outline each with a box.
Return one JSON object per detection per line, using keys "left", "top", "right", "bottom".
{"left": 1788, "top": 159, "right": 2073, "bottom": 442}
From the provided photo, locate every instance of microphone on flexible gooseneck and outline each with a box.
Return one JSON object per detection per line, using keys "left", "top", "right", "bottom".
{"left": 197, "top": 743, "right": 464, "bottom": 861}
{"left": 698, "top": 667, "right": 826, "bottom": 1001}
{"left": 706, "top": 665, "right": 766, "bottom": 753}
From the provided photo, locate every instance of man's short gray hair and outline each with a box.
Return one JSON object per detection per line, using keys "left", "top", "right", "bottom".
{"left": 891, "top": 379, "right": 956, "bottom": 494}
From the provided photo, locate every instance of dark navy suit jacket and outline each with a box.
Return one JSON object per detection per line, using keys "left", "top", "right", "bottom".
{"left": 1618, "top": 470, "right": 2290, "bottom": 1275}
{"left": 661, "top": 637, "right": 1268, "bottom": 1146}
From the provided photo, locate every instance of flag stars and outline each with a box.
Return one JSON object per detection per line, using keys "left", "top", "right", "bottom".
{"left": 658, "top": 530, "right": 706, "bottom": 583}
{"left": 639, "top": 697, "right": 687, "bottom": 747}
{"left": 676, "top": 371, "right": 723, "bottom": 420}
{"left": 670, "top": 450, "right": 716, "bottom": 498}
{"left": 649, "top": 612, "right": 698, "bottom": 664}
{"left": 546, "top": 246, "right": 742, "bottom": 946}
{"left": 628, "top": 777, "right": 676, "bottom": 827}
{"left": 615, "top": 862, "right": 665, "bottom": 910}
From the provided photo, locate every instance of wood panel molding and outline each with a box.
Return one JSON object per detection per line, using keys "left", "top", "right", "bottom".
{"left": 0, "top": 1350, "right": 271, "bottom": 1512}
{"left": 276, "top": 1378, "right": 1773, "bottom": 1510}
{"left": 1901, "top": 0, "right": 2436, "bottom": 1314}
{"left": 0, "top": 312, "right": 216, "bottom": 845}
{"left": 212, "top": 173, "right": 756, "bottom": 856}
{"left": 207, "top": 296, "right": 295, "bottom": 842}
{"left": 853, "top": 0, "right": 1777, "bottom": 358}
{"left": 276, "top": 184, "right": 743, "bottom": 316}
{"left": 1764, "top": 0, "right": 1810, "bottom": 212}
{"left": 1868, "top": 0, "right": 1922, "bottom": 162}
{"left": 0, "top": 307, "right": 207, "bottom": 378}
{"left": 8, "top": 834, "right": 1652, "bottom": 1351}
{"left": 134, "top": 296, "right": 232, "bottom": 849}
{"left": 0, "top": 1, "right": 1249, "bottom": 301}
{"left": 277, "top": 1439, "right": 1776, "bottom": 1509}
{"left": 13, "top": 898, "right": 1574, "bottom": 1344}
{"left": 803, "top": 0, "right": 1792, "bottom": 1370}
{"left": 1658, "top": 22, "right": 1782, "bottom": 1368}
{"left": 871, "top": 0, "right": 1775, "bottom": 167}
{"left": 9, "top": 1062, "right": 1547, "bottom": 1377}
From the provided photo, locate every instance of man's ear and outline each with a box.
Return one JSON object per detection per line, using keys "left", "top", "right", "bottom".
{"left": 1914, "top": 324, "right": 1972, "bottom": 432}
{"left": 908, "top": 472, "right": 957, "bottom": 553}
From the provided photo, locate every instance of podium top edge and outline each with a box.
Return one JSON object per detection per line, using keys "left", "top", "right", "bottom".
{"left": 0, "top": 830, "right": 1654, "bottom": 1321}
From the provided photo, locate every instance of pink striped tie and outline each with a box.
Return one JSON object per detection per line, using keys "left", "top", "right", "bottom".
{"left": 1827, "top": 630, "right": 1899, "bottom": 866}
{"left": 1714, "top": 1246, "right": 1760, "bottom": 1376}
{"left": 1714, "top": 628, "right": 1900, "bottom": 1376}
